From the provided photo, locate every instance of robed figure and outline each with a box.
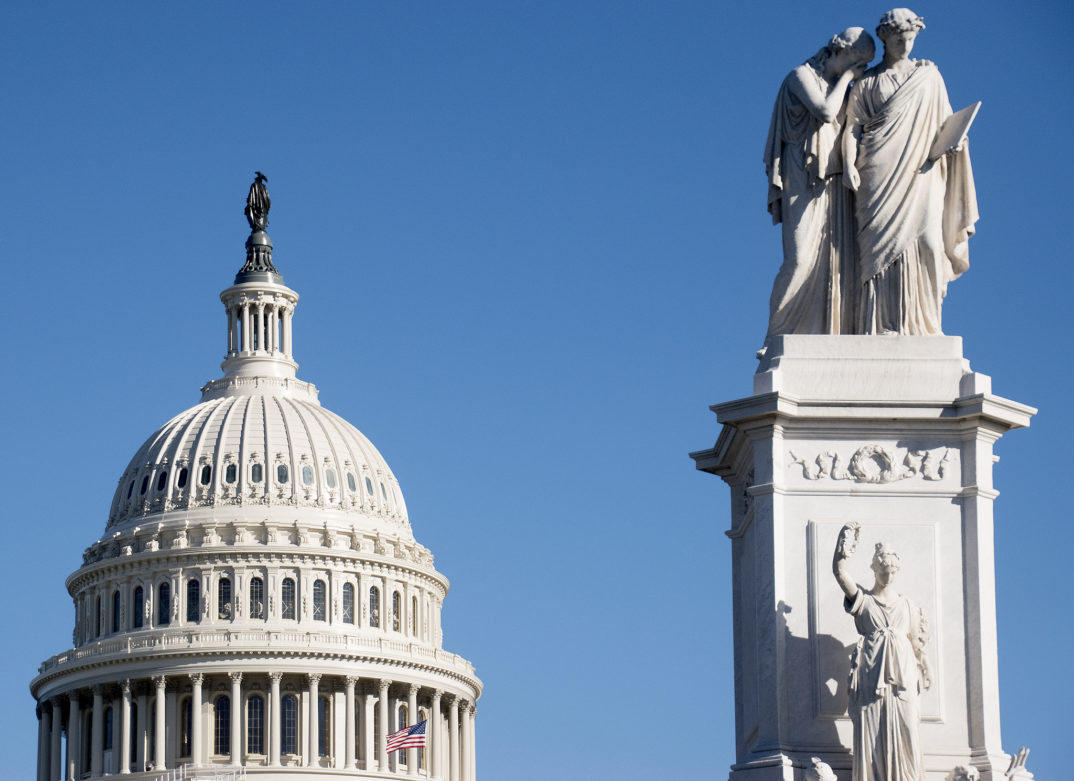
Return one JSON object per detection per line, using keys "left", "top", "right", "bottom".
{"left": 843, "top": 9, "right": 978, "bottom": 335}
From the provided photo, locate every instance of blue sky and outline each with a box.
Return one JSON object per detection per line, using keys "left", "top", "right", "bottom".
{"left": 2, "top": 2, "right": 1070, "bottom": 779}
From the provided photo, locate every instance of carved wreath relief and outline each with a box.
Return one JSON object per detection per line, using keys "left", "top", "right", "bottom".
{"left": 789, "top": 444, "right": 952, "bottom": 484}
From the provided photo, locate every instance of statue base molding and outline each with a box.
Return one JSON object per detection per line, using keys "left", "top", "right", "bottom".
{"left": 692, "top": 336, "right": 1034, "bottom": 781}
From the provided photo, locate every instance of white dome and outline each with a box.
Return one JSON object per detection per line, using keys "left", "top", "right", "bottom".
{"left": 107, "top": 377, "right": 409, "bottom": 534}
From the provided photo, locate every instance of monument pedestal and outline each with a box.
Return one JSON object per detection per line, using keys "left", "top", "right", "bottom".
{"left": 691, "top": 336, "right": 1034, "bottom": 781}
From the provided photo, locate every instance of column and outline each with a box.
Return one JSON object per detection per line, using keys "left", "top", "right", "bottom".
{"left": 269, "top": 672, "right": 282, "bottom": 767}
{"left": 67, "top": 692, "right": 81, "bottom": 781}
{"left": 282, "top": 308, "right": 293, "bottom": 357}
{"left": 189, "top": 674, "right": 203, "bottom": 767}
{"left": 49, "top": 699, "right": 63, "bottom": 781}
{"left": 241, "top": 302, "right": 251, "bottom": 352}
{"left": 306, "top": 674, "right": 320, "bottom": 767}
{"left": 407, "top": 684, "right": 419, "bottom": 776}
{"left": 119, "top": 681, "right": 131, "bottom": 775}
{"left": 153, "top": 676, "right": 166, "bottom": 771}
{"left": 447, "top": 696, "right": 459, "bottom": 781}
{"left": 255, "top": 302, "right": 265, "bottom": 351}
{"left": 362, "top": 685, "right": 375, "bottom": 771}
{"left": 344, "top": 677, "right": 357, "bottom": 769}
{"left": 37, "top": 704, "right": 49, "bottom": 781}
{"left": 90, "top": 686, "right": 104, "bottom": 777}
{"left": 430, "top": 690, "right": 442, "bottom": 781}
{"left": 229, "top": 672, "right": 243, "bottom": 766}
{"left": 227, "top": 305, "right": 236, "bottom": 354}
{"left": 467, "top": 704, "right": 477, "bottom": 781}
{"left": 377, "top": 679, "right": 390, "bottom": 772}
{"left": 459, "top": 701, "right": 471, "bottom": 781}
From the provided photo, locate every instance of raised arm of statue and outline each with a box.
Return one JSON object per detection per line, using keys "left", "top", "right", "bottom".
{"left": 832, "top": 522, "right": 861, "bottom": 600}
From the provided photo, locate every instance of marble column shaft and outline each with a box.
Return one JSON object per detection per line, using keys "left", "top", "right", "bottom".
{"left": 154, "top": 677, "right": 166, "bottom": 770}
{"left": 377, "top": 679, "right": 390, "bottom": 772}
{"left": 67, "top": 693, "right": 80, "bottom": 781}
{"left": 344, "top": 677, "right": 357, "bottom": 769}
{"left": 269, "top": 672, "right": 282, "bottom": 767}
{"left": 119, "top": 681, "right": 131, "bottom": 775}
{"left": 190, "top": 674, "right": 203, "bottom": 766}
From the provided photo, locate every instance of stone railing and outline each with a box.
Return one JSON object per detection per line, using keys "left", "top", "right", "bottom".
{"left": 147, "top": 763, "right": 246, "bottom": 781}
{"left": 37, "top": 628, "right": 475, "bottom": 677}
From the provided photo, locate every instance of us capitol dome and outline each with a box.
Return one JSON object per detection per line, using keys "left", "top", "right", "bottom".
{"left": 30, "top": 175, "right": 481, "bottom": 781}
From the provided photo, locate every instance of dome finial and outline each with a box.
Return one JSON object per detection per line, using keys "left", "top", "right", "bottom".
{"left": 236, "top": 171, "right": 283, "bottom": 283}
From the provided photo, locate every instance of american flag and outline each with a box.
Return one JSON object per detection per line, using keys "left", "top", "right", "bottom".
{"left": 386, "top": 720, "right": 427, "bottom": 753}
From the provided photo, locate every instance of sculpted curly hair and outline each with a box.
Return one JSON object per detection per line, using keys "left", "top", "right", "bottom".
{"left": 876, "top": 8, "right": 925, "bottom": 40}
{"left": 828, "top": 27, "right": 875, "bottom": 61}
{"left": 871, "top": 542, "right": 902, "bottom": 571}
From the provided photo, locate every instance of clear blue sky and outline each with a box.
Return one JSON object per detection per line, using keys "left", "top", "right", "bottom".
{"left": 3, "top": 2, "right": 1070, "bottom": 778}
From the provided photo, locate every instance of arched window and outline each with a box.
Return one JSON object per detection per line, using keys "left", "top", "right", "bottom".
{"left": 214, "top": 695, "right": 231, "bottom": 756}
{"left": 95, "top": 595, "right": 101, "bottom": 637}
{"left": 318, "top": 695, "right": 330, "bottom": 757}
{"left": 177, "top": 467, "right": 188, "bottom": 489}
{"left": 133, "top": 586, "right": 144, "bottom": 629}
{"left": 126, "top": 480, "right": 135, "bottom": 499}
{"left": 250, "top": 577, "right": 265, "bottom": 619}
{"left": 186, "top": 579, "right": 201, "bottom": 623}
{"left": 251, "top": 463, "right": 263, "bottom": 483}
{"left": 247, "top": 695, "right": 265, "bottom": 755}
{"left": 313, "top": 580, "right": 326, "bottom": 621}
{"left": 225, "top": 463, "right": 237, "bottom": 484}
{"left": 301, "top": 465, "right": 314, "bottom": 485}
{"left": 158, "top": 582, "right": 171, "bottom": 626}
{"left": 282, "top": 578, "right": 296, "bottom": 620}
{"left": 417, "top": 707, "right": 428, "bottom": 769}
{"left": 200, "top": 465, "right": 212, "bottom": 485}
{"left": 411, "top": 595, "right": 418, "bottom": 636}
{"left": 381, "top": 482, "right": 388, "bottom": 500}
{"left": 346, "top": 472, "right": 357, "bottom": 492}
{"left": 395, "top": 704, "right": 408, "bottom": 767}
{"left": 112, "top": 590, "right": 121, "bottom": 633}
{"left": 218, "top": 577, "right": 232, "bottom": 619}
{"left": 104, "top": 706, "right": 114, "bottom": 750}
{"left": 281, "top": 694, "right": 298, "bottom": 755}
{"left": 392, "top": 591, "right": 401, "bottom": 632}
{"left": 342, "top": 583, "right": 355, "bottom": 624}
{"left": 140, "top": 475, "right": 149, "bottom": 495}
{"left": 365, "top": 476, "right": 374, "bottom": 495}
{"left": 325, "top": 468, "right": 337, "bottom": 489}
{"left": 277, "top": 464, "right": 289, "bottom": 484}
{"left": 369, "top": 586, "right": 380, "bottom": 628}
{"left": 180, "top": 696, "right": 193, "bottom": 757}
{"left": 156, "top": 470, "right": 168, "bottom": 491}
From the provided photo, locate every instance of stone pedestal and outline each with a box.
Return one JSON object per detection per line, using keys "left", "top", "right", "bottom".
{"left": 691, "top": 336, "right": 1034, "bottom": 781}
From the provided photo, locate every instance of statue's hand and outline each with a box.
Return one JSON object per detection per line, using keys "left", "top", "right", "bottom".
{"left": 843, "top": 167, "right": 860, "bottom": 192}
{"left": 836, "top": 522, "right": 861, "bottom": 558}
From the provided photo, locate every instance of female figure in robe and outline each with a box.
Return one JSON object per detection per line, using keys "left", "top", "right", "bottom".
{"left": 833, "top": 523, "right": 931, "bottom": 781}
{"left": 763, "top": 28, "right": 875, "bottom": 339}
{"left": 843, "top": 9, "right": 978, "bottom": 335}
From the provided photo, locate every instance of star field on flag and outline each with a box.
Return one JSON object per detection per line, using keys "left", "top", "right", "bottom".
{"left": 386, "top": 719, "right": 427, "bottom": 753}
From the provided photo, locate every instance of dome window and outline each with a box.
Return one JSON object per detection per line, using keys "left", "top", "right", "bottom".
{"left": 158, "top": 582, "right": 171, "bottom": 626}
{"left": 392, "top": 591, "right": 401, "bottom": 632}
{"left": 380, "top": 482, "right": 387, "bottom": 499}
{"left": 250, "top": 577, "right": 265, "bottom": 619}
{"left": 342, "top": 583, "right": 355, "bottom": 624}
{"left": 133, "top": 586, "right": 144, "bottom": 629}
{"left": 346, "top": 472, "right": 357, "bottom": 492}
{"left": 186, "top": 579, "right": 201, "bottom": 623}
{"left": 140, "top": 476, "right": 150, "bottom": 495}
{"left": 177, "top": 468, "right": 188, "bottom": 489}
{"left": 225, "top": 464, "right": 237, "bottom": 484}
{"left": 365, "top": 476, "right": 374, "bottom": 495}
{"left": 126, "top": 480, "right": 135, "bottom": 500}
{"left": 156, "top": 471, "right": 168, "bottom": 492}
{"left": 369, "top": 586, "right": 380, "bottom": 628}
{"left": 200, "top": 465, "right": 212, "bottom": 486}
{"left": 302, "top": 466, "right": 314, "bottom": 486}
{"left": 251, "top": 463, "right": 263, "bottom": 483}
{"left": 277, "top": 464, "right": 289, "bottom": 484}
{"left": 313, "top": 580, "right": 327, "bottom": 621}
{"left": 325, "top": 469, "right": 337, "bottom": 489}
{"left": 218, "top": 577, "right": 233, "bottom": 619}
{"left": 281, "top": 578, "right": 296, "bottom": 620}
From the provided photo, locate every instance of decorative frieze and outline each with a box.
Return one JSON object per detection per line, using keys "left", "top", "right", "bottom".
{"left": 788, "top": 444, "right": 954, "bottom": 484}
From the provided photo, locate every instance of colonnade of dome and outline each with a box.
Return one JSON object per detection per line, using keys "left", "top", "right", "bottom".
{"left": 30, "top": 178, "right": 482, "bottom": 780}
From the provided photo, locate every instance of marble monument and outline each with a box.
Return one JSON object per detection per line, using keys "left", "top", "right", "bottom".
{"left": 694, "top": 9, "right": 1033, "bottom": 781}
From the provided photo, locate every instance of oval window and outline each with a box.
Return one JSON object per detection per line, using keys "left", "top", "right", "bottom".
{"left": 302, "top": 466, "right": 314, "bottom": 486}
{"left": 200, "top": 465, "right": 213, "bottom": 485}
{"left": 277, "top": 464, "right": 289, "bottom": 484}
{"left": 346, "top": 472, "right": 356, "bottom": 492}
{"left": 140, "top": 476, "right": 150, "bottom": 495}
{"left": 157, "top": 471, "right": 168, "bottom": 491}
{"left": 364, "top": 477, "right": 374, "bottom": 495}
{"left": 225, "top": 464, "right": 237, "bottom": 484}
{"left": 177, "top": 468, "right": 188, "bottom": 489}
{"left": 127, "top": 480, "right": 135, "bottom": 499}
{"left": 380, "top": 482, "right": 387, "bottom": 499}
{"left": 251, "top": 463, "right": 263, "bottom": 483}
{"left": 326, "top": 469, "right": 337, "bottom": 488}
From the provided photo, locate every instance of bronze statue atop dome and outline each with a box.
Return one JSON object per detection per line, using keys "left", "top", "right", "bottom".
{"left": 245, "top": 171, "right": 271, "bottom": 232}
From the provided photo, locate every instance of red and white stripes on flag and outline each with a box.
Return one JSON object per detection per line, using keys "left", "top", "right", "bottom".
{"left": 386, "top": 719, "right": 427, "bottom": 753}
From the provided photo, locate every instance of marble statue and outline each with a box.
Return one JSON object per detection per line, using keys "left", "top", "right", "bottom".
{"left": 833, "top": 522, "right": 931, "bottom": 781}
{"left": 763, "top": 28, "right": 875, "bottom": 338}
{"left": 843, "top": 9, "right": 978, "bottom": 335}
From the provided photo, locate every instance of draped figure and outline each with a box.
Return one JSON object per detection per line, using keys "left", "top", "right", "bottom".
{"left": 843, "top": 9, "right": 978, "bottom": 334}
{"left": 763, "top": 29, "right": 874, "bottom": 338}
